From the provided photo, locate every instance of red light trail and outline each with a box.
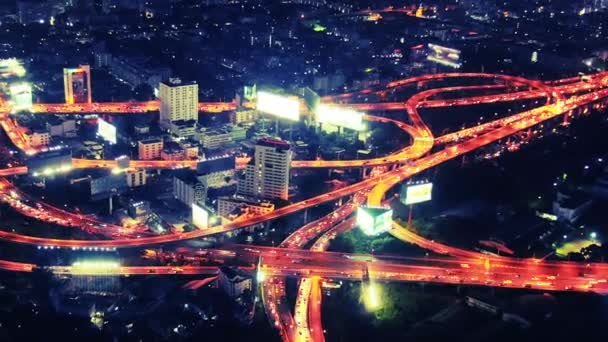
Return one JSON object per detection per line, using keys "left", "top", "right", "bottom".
{"left": 0, "top": 71, "right": 608, "bottom": 342}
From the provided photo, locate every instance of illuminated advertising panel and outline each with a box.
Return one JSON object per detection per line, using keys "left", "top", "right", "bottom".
{"left": 400, "top": 182, "right": 433, "bottom": 205}
{"left": 427, "top": 44, "right": 462, "bottom": 69}
{"left": 357, "top": 206, "right": 393, "bottom": 236}
{"left": 9, "top": 83, "right": 33, "bottom": 112}
{"left": 192, "top": 202, "right": 209, "bottom": 229}
{"left": 256, "top": 91, "right": 300, "bottom": 121}
{"left": 64, "top": 66, "right": 91, "bottom": 104}
{"left": 97, "top": 118, "right": 117, "bottom": 144}
{"left": 71, "top": 71, "right": 88, "bottom": 103}
{"left": 0, "top": 58, "right": 26, "bottom": 78}
{"left": 316, "top": 104, "right": 365, "bottom": 131}
{"left": 244, "top": 84, "right": 257, "bottom": 101}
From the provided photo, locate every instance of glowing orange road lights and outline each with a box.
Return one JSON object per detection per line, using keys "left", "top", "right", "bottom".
{"left": 29, "top": 101, "right": 236, "bottom": 114}
{"left": 0, "top": 70, "right": 606, "bottom": 342}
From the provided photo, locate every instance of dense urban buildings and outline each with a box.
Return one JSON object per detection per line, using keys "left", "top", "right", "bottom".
{"left": 0, "top": 1, "right": 607, "bottom": 341}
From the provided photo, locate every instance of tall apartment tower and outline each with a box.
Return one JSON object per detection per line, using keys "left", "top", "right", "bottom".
{"left": 159, "top": 78, "right": 198, "bottom": 128}
{"left": 238, "top": 138, "right": 292, "bottom": 200}
{"left": 63, "top": 65, "right": 92, "bottom": 104}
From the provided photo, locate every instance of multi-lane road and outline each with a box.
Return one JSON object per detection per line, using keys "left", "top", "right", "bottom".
{"left": 1, "top": 71, "right": 608, "bottom": 342}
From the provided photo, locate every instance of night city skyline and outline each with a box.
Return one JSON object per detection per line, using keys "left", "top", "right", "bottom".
{"left": 0, "top": 0, "right": 608, "bottom": 341}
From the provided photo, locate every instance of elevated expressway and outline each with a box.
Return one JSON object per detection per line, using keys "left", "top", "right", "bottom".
{"left": 0, "top": 72, "right": 608, "bottom": 342}
{"left": 0, "top": 73, "right": 606, "bottom": 249}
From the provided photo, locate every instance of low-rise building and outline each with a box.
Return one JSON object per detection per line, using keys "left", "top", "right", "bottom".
{"left": 199, "top": 124, "right": 248, "bottom": 150}
{"left": 126, "top": 169, "right": 146, "bottom": 188}
{"left": 168, "top": 120, "right": 198, "bottom": 138}
{"left": 232, "top": 109, "right": 258, "bottom": 125}
{"left": 553, "top": 190, "right": 593, "bottom": 224}
{"left": 25, "top": 128, "right": 50, "bottom": 147}
{"left": 218, "top": 266, "right": 252, "bottom": 299}
{"left": 217, "top": 195, "right": 275, "bottom": 221}
{"left": 173, "top": 170, "right": 205, "bottom": 207}
{"left": 46, "top": 117, "right": 77, "bottom": 138}
{"left": 138, "top": 138, "right": 163, "bottom": 160}
{"left": 180, "top": 141, "right": 200, "bottom": 159}
{"left": 161, "top": 142, "right": 186, "bottom": 161}
{"left": 197, "top": 155, "right": 236, "bottom": 189}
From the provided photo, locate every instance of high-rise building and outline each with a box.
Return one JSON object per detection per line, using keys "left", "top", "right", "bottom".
{"left": 238, "top": 138, "right": 292, "bottom": 200}
{"left": 159, "top": 78, "right": 198, "bottom": 128}
{"left": 63, "top": 65, "right": 92, "bottom": 104}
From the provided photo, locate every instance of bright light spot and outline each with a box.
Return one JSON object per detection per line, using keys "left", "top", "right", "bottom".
{"left": 71, "top": 259, "right": 120, "bottom": 274}
{"left": 362, "top": 282, "right": 382, "bottom": 311}
{"left": 257, "top": 269, "right": 266, "bottom": 283}
{"left": 591, "top": 232, "right": 597, "bottom": 239}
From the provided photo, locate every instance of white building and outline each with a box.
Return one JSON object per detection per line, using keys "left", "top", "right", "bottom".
{"left": 159, "top": 78, "right": 198, "bottom": 128}
{"left": 237, "top": 138, "right": 292, "bottom": 200}
{"left": 173, "top": 171, "right": 205, "bottom": 207}
{"left": 217, "top": 195, "right": 275, "bottom": 221}
{"left": 126, "top": 169, "right": 146, "bottom": 188}
{"left": 25, "top": 129, "right": 50, "bottom": 147}
{"left": 138, "top": 138, "right": 163, "bottom": 160}
{"left": 46, "top": 118, "right": 77, "bottom": 138}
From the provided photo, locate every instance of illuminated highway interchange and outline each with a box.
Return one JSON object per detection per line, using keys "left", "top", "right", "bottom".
{"left": 0, "top": 66, "right": 608, "bottom": 342}
{"left": 1, "top": 4, "right": 608, "bottom": 338}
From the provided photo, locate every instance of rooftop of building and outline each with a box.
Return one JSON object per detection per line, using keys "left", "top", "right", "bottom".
{"left": 218, "top": 195, "right": 274, "bottom": 207}
{"left": 162, "top": 77, "right": 197, "bottom": 87}
{"left": 257, "top": 137, "right": 291, "bottom": 150}
{"left": 219, "top": 266, "right": 251, "bottom": 283}
{"left": 173, "top": 169, "right": 200, "bottom": 185}
{"left": 138, "top": 137, "right": 163, "bottom": 145}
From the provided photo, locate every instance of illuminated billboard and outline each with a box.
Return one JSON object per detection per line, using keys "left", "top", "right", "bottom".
{"left": 357, "top": 206, "right": 393, "bottom": 236}
{"left": 427, "top": 44, "right": 462, "bottom": 69}
{"left": 256, "top": 91, "right": 300, "bottom": 121}
{"left": 0, "top": 58, "right": 26, "bottom": 78}
{"left": 9, "top": 83, "right": 33, "bottom": 112}
{"left": 316, "top": 104, "right": 365, "bottom": 131}
{"left": 400, "top": 182, "right": 433, "bottom": 205}
{"left": 192, "top": 202, "right": 209, "bottom": 229}
{"left": 244, "top": 84, "right": 257, "bottom": 101}
{"left": 97, "top": 118, "right": 117, "bottom": 144}
{"left": 64, "top": 65, "right": 92, "bottom": 104}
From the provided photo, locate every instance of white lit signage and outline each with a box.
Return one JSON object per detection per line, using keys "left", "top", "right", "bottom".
{"left": 192, "top": 202, "right": 209, "bottom": 229}
{"left": 316, "top": 105, "right": 365, "bottom": 131}
{"left": 97, "top": 118, "right": 117, "bottom": 144}
{"left": 402, "top": 183, "right": 433, "bottom": 205}
{"left": 10, "top": 83, "right": 33, "bottom": 112}
{"left": 357, "top": 206, "right": 393, "bottom": 236}
{"left": 427, "top": 44, "right": 462, "bottom": 69}
{"left": 256, "top": 91, "right": 300, "bottom": 121}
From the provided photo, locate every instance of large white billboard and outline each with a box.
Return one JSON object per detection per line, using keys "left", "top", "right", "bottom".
{"left": 401, "top": 183, "right": 433, "bottom": 205}
{"left": 9, "top": 83, "right": 33, "bottom": 112}
{"left": 357, "top": 206, "right": 393, "bottom": 236}
{"left": 427, "top": 44, "right": 462, "bottom": 69}
{"left": 192, "top": 202, "right": 209, "bottom": 229}
{"left": 97, "top": 118, "right": 117, "bottom": 144}
{"left": 256, "top": 91, "right": 300, "bottom": 121}
{"left": 316, "top": 105, "right": 365, "bottom": 131}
